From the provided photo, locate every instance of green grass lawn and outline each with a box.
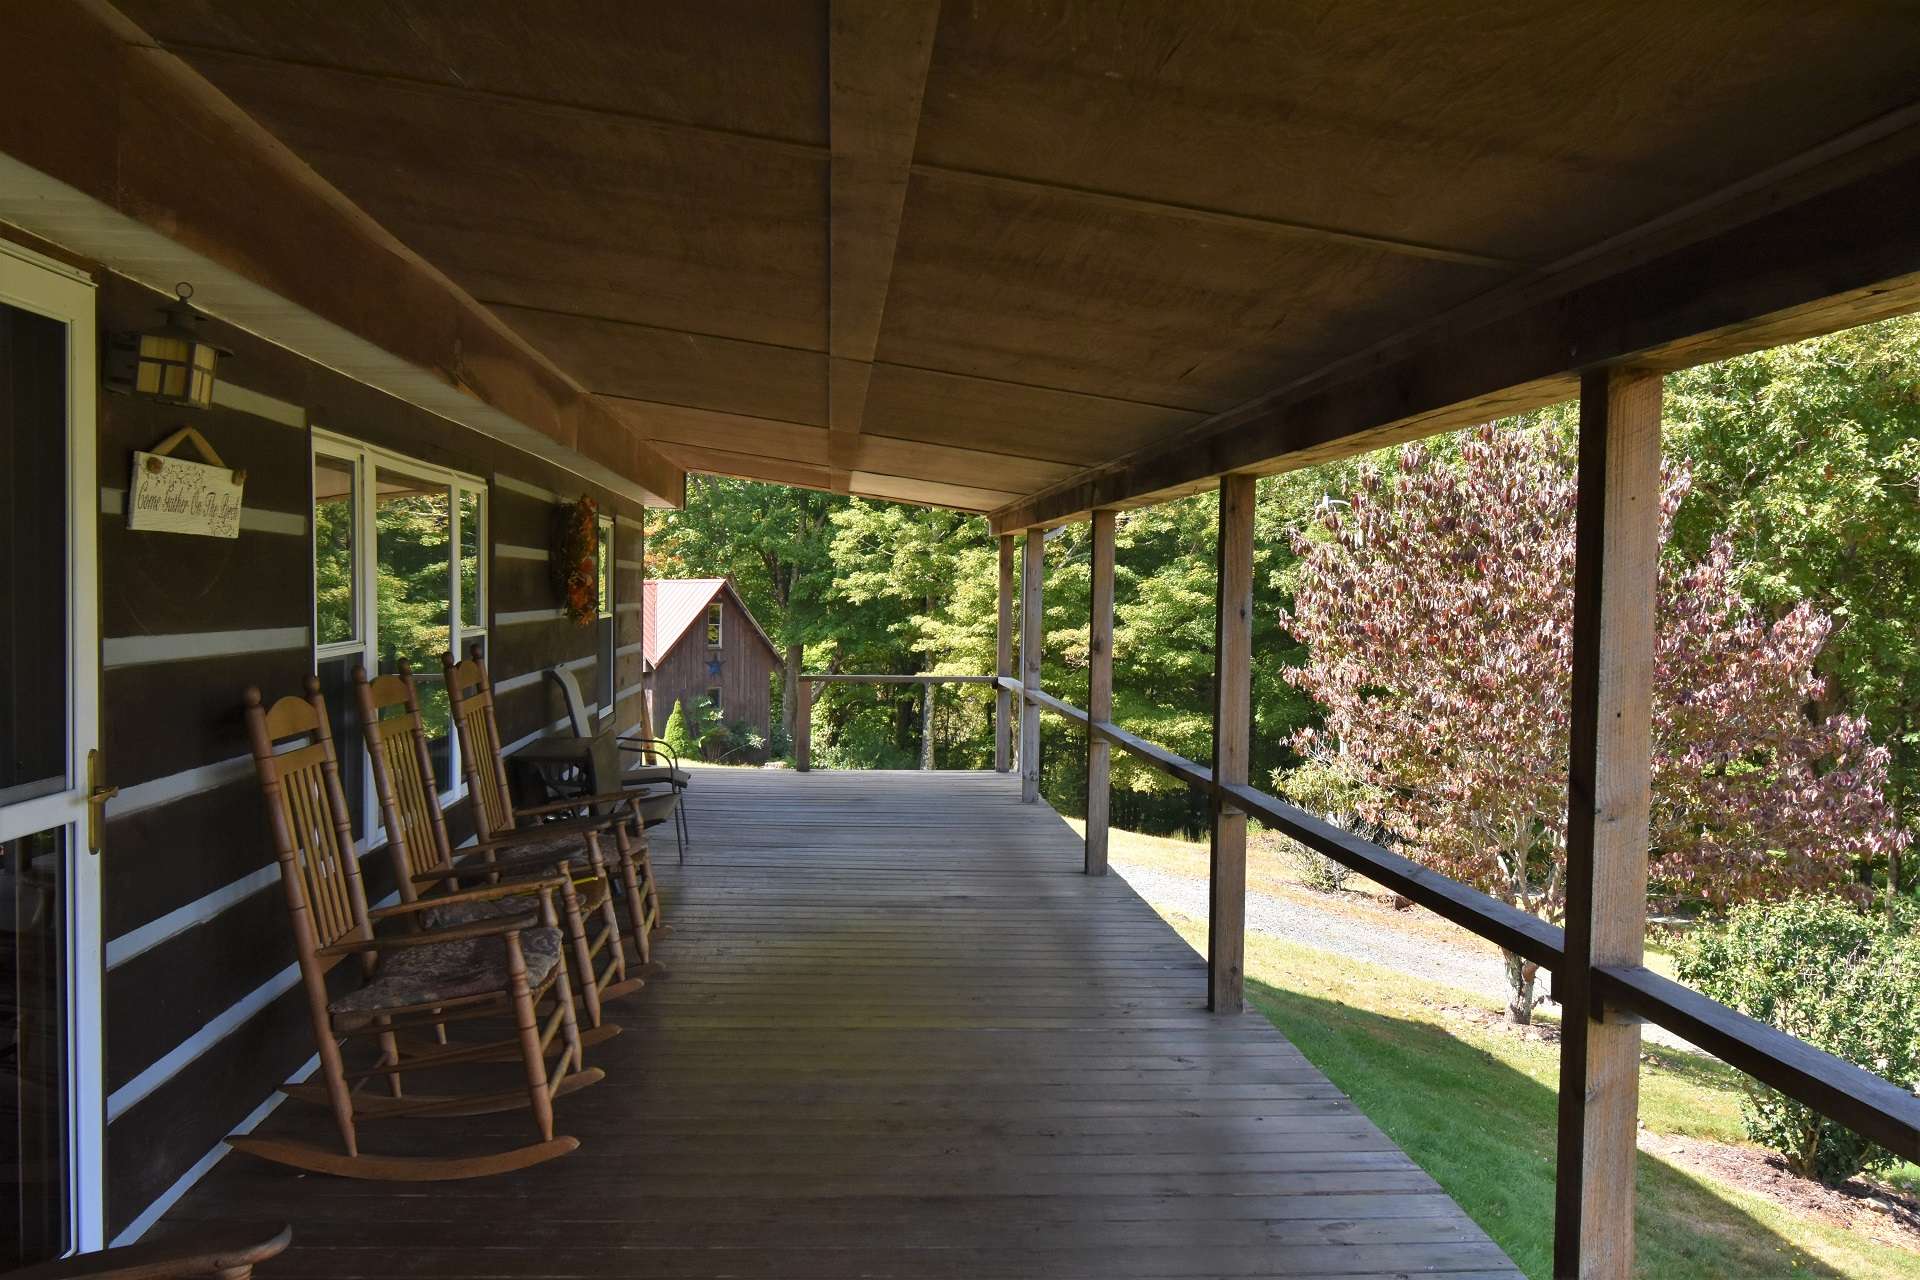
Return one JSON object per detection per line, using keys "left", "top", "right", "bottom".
{"left": 1149, "top": 910, "right": 1920, "bottom": 1279}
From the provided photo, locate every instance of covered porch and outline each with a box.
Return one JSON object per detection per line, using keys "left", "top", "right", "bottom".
{"left": 156, "top": 767, "right": 1517, "bottom": 1279}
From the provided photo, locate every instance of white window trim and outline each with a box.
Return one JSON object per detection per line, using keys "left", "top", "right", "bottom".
{"left": 707, "top": 600, "right": 723, "bottom": 649}
{"left": 310, "top": 429, "right": 488, "bottom": 836}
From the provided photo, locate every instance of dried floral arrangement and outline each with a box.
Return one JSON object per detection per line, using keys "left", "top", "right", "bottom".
{"left": 549, "top": 494, "right": 599, "bottom": 627}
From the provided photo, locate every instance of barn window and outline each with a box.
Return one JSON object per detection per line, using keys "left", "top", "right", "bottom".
{"left": 706, "top": 601, "right": 723, "bottom": 648}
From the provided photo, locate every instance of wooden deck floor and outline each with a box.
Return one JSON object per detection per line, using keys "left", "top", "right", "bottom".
{"left": 162, "top": 767, "right": 1519, "bottom": 1278}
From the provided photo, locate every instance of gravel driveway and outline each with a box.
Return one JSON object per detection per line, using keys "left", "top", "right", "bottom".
{"left": 1114, "top": 857, "right": 1701, "bottom": 1054}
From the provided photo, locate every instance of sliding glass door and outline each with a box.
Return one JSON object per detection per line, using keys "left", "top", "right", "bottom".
{"left": 0, "top": 245, "right": 102, "bottom": 1262}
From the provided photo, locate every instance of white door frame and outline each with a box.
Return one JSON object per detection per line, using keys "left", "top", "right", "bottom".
{"left": 0, "top": 240, "right": 103, "bottom": 1253}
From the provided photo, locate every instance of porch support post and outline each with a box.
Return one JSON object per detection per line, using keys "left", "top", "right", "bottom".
{"left": 1085, "top": 509, "right": 1116, "bottom": 875}
{"left": 1208, "top": 475, "right": 1254, "bottom": 1013}
{"left": 921, "top": 682, "right": 935, "bottom": 770}
{"left": 795, "top": 679, "right": 813, "bottom": 773}
{"left": 996, "top": 534, "right": 1014, "bottom": 772}
{"left": 1019, "top": 528, "right": 1044, "bottom": 803}
{"left": 1552, "top": 368, "right": 1661, "bottom": 1280}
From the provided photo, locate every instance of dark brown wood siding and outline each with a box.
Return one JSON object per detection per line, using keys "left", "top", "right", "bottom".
{"left": 649, "top": 589, "right": 776, "bottom": 761}
{"left": 88, "top": 272, "right": 648, "bottom": 1235}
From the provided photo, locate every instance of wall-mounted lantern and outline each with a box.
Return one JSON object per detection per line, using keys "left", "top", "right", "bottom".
{"left": 105, "top": 283, "right": 230, "bottom": 409}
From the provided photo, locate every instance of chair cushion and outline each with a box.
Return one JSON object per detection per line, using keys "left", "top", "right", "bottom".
{"left": 329, "top": 926, "right": 563, "bottom": 1015}
{"left": 622, "top": 765, "right": 691, "bottom": 787}
{"left": 423, "top": 893, "right": 535, "bottom": 930}
{"left": 463, "top": 830, "right": 598, "bottom": 876}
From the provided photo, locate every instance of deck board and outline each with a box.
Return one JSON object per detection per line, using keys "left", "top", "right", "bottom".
{"left": 159, "top": 767, "right": 1519, "bottom": 1278}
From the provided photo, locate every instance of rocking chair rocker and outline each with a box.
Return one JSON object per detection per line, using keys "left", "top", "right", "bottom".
{"left": 227, "top": 680, "right": 594, "bottom": 1180}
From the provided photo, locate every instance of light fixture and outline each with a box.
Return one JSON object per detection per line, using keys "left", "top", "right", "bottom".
{"left": 105, "top": 282, "right": 230, "bottom": 409}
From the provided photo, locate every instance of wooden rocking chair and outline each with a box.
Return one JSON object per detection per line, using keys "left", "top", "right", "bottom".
{"left": 354, "top": 661, "right": 639, "bottom": 1030}
{"left": 4, "top": 1223, "right": 291, "bottom": 1278}
{"left": 444, "top": 649, "right": 665, "bottom": 965}
{"left": 227, "top": 680, "right": 594, "bottom": 1180}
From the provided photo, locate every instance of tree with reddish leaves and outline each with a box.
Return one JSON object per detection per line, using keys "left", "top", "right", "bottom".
{"left": 1282, "top": 425, "right": 1905, "bottom": 1023}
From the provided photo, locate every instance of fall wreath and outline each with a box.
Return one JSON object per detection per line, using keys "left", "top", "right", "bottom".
{"left": 549, "top": 494, "right": 599, "bottom": 627}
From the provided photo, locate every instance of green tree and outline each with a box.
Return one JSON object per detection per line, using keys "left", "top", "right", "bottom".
{"left": 1662, "top": 318, "right": 1920, "bottom": 903}
{"left": 648, "top": 478, "right": 841, "bottom": 755}
{"left": 831, "top": 501, "right": 996, "bottom": 768}
{"left": 661, "top": 699, "right": 697, "bottom": 760}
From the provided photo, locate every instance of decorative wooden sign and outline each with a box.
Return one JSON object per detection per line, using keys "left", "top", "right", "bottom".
{"left": 127, "top": 426, "right": 246, "bottom": 538}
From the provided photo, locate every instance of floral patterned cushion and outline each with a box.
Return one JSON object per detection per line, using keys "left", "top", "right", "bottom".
{"left": 460, "top": 830, "right": 598, "bottom": 878}
{"left": 422, "top": 893, "right": 530, "bottom": 929}
{"left": 329, "top": 925, "right": 563, "bottom": 1015}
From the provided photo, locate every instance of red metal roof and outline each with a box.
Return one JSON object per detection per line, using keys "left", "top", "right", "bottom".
{"left": 642, "top": 578, "right": 779, "bottom": 665}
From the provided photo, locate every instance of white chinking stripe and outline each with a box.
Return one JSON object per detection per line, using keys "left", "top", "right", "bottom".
{"left": 615, "top": 640, "right": 645, "bottom": 658}
{"left": 107, "top": 835, "right": 479, "bottom": 1245}
{"left": 615, "top": 681, "right": 646, "bottom": 704}
{"left": 110, "top": 754, "right": 253, "bottom": 815}
{"left": 615, "top": 559, "right": 644, "bottom": 572}
{"left": 99, "top": 487, "right": 308, "bottom": 537}
{"left": 111, "top": 1052, "right": 317, "bottom": 1247}
{"left": 493, "top": 473, "right": 560, "bottom": 503}
{"left": 105, "top": 862, "right": 279, "bottom": 969}
{"left": 496, "top": 542, "right": 547, "bottom": 561}
{"left": 492, "top": 653, "right": 596, "bottom": 696}
{"left": 210, "top": 379, "right": 305, "bottom": 428}
{"left": 495, "top": 607, "right": 568, "bottom": 627}
{"left": 106, "top": 829, "right": 373, "bottom": 970}
{"left": 501, "top": 712, "right": 590, "bottom": 757}
{"left": 105, "top": 869, "right": 409, "bottom": 1125}
{"left": 107, "top": 960, "right": 303, "bottom": 1121}
{"left": 102, "top": 626, "right": 310, "bottom": 668}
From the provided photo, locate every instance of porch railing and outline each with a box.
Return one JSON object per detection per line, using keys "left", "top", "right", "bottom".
{"left": 996, "top": 672, "right": 1920, "bottom": 1165}
{"left": 789, "top": 665, "right": 1920, "bottom": 1164}
{"left": 791, "top": 674, "right": 997, "bottom": 773}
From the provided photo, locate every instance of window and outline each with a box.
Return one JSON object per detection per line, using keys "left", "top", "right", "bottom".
{"left": 312, "top": 432, "right": 487, "bottom": 834}
{"left": 706, "top": 684, "right": 723, "bottom": 716}
{"left": 706, "top": 600, "right": 723, "bottom": 648}
{"left": 595, "top": 515, "right": 614, "bottom": 713}
{"left": 312, "top": 454, "right": 356, "bottom": 647}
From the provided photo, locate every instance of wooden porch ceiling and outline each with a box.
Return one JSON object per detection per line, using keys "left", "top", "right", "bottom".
{"left": 107, "top": 1, "right": 1920, "bottom": 515}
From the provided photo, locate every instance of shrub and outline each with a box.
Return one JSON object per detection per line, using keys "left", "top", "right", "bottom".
{"left": 1676, "top": 895, "right": 1920, "bottom": 1186}
{"left": 1270, "top": 754, "right": 1389, "bottom": 894}
{"left": 661, "top": 699, "right": 698, "bottom": 760}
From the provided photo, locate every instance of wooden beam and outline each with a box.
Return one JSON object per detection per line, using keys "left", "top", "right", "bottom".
{"left": 910, "top": 163, "right": 1529, "bottom": 272}
{"left": 1553, "top": 368, "right": 1661, "bottom": 1280}
{"left": 1209, "top": 475, "right": 1254, "bottom": 1013}
{"left": 988, "top": 146, "right": 1920, "bottom": 533}
{"left": 995, "top": 535, "right": 1014, "bottom": 773}
{"left": 1019, "top": 529, "right": 1044, "bottom": 803}
{"left": 0, "top": 0, "right": 684, "bottom": 509}
{"left": 825, "top": 0, "right": 940, "bottom": 489}
{"left": 1085, "top": 509, "right": 1116, "bottom": 876}
{"left": 794, "top": 679, "right": 813, "bottom": 773}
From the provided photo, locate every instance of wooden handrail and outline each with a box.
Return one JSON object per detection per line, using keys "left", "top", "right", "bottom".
{"left": 997, "top": 675, "right": 1920, "bottom": 1164}
{"left": 801, "top": 673, "right": 998, "bottom": 684}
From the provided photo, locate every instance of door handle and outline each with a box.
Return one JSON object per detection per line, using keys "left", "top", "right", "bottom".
{"left": 87, "top": 748, "right": 118, "bottom": 855}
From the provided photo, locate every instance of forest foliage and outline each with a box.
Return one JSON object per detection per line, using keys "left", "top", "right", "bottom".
{"left": 646, "top": 318, "right": 1920, "bottom": 908}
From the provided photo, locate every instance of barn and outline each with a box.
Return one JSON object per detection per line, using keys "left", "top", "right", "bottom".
{"left": 643, "top": 578, "right": 780, "bottom": 762}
